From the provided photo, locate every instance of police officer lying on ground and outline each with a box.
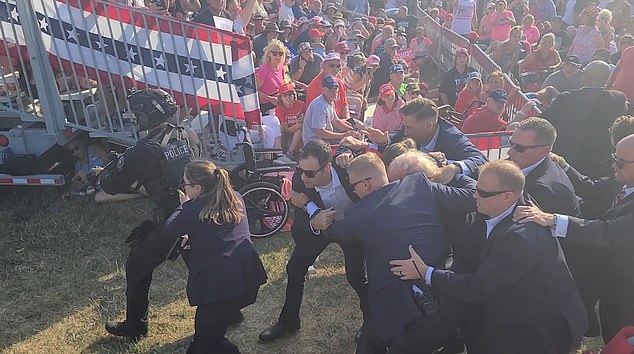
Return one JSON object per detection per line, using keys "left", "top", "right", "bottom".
{"left": 94, "top": 88, "right": 202, "bottom": 340}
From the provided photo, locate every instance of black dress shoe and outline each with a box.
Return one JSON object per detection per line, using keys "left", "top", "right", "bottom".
{"left": 105, "top": 321, "right": 148, "bottom": 341}
{"left": 258, "top": 322, "right": 300, "bottom": 342}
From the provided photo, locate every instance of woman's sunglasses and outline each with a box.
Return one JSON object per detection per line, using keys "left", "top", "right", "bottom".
{"left": 271, "top": 51, "right": 285, "bottom": 57}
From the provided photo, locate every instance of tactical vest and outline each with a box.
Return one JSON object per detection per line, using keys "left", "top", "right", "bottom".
{"left": 140, "top": 124, "right": 196, "bottom": 212}
{"left": 156, "top": 125, "right": 195, "bottom": 188}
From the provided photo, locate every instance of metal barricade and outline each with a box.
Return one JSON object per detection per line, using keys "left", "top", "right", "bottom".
{"left": 416, "top": 7, "right": 542, "bottom": 120}
{"left": 466, "top": 131, "right": 511, "bottom": 161}
{"left": 1, "top": 0, "right": 261, "bottom": 170}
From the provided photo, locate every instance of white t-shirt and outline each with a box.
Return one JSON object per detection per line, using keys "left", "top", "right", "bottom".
{"left": 451, "top": 0, "right": 475, "bottom": 35}
{"left": 279, "top": 4, "right": 295, "bottom": 24}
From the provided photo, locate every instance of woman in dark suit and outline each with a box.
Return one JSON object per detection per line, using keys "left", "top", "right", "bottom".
{"left": 163, "top": 160, "right": 267, "bottom": 354}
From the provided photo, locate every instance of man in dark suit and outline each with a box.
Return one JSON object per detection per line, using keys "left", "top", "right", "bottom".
{"left": 391, "top": 160, "right": 588, "bottom": 354}
{"left": 258, "top": 140, "right": 369, "bottom": 342}
{"left": 340, "top": 97, "right": 488, "bottom": 184}
{"left": 539, "top": 60, "right": 629, "bottom": 179}
{"left": 514, "top": 133, "right": 634, "bottom": 343}
{"left": 507, "top": 118, "right": 604, "bottom": 333}
{"left": 311, "top": 153, "right": 476, "bottom": 353}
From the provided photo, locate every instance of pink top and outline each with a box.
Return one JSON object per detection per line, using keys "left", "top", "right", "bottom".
{"left": 523, "top": 25, "right": 540, "bottom": 44}
{"left": 409, "top": 37, "right": 433, "bottom": 57}
{"left": 372, "top": 98, "right": 404, "bottom": 132}
{"left": 570, "top": 25, "right": 601, "bottom": 64}
{"left": 255, "top": 63, "right": 286, "bottom": 97}
{"left": 490, "top": 10, "right": 516, "bottom": 42}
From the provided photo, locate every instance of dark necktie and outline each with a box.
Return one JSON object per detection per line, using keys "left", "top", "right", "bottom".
{"left": 613, "top": 187, "right": 627, "bottom": 207}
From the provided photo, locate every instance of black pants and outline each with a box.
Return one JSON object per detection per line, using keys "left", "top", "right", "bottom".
{"left": 124, "top": 221, "right": 189, "bottom": 324}
{"left": 186, "top": 300, "right": 242, "bottom": 354}
{"left": 356, "top": 313, "right": 458, "bottom": 354}
{"left": 278, "top": 226, "right": 369, "bottom": 326}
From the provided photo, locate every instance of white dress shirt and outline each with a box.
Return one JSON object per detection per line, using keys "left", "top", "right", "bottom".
{"left": 553, "top": 186, "right": 634, "bottom": 238}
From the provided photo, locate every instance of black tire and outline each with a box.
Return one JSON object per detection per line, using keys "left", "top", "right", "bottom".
{"left": 239, "top": 181, "right": 289, "bottom": 238}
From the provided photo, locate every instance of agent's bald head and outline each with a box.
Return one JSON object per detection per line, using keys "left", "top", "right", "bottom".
{"left": 347, "top": 153, "right": 389, "bottom": 198}
{"left": 614, "top": 134, "right": 634, "bottom": 186}
{"left": 582, "top": 60, "right": 611, "bottom": 87}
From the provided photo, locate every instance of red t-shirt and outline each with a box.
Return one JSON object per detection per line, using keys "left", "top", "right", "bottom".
{"left": 275, "top": 101, "right": 306, "bottom": 127}
{"left": 461, "top": 106, "right": 508, "bottom": 133}
{"left": 454, "top": 89, "right": 480, "bottom": 115}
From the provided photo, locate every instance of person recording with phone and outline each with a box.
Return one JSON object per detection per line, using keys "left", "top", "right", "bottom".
{"left": 163, "top": 160, "right": 267, "bottom": 354}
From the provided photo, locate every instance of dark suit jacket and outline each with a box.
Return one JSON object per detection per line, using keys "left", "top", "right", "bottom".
{"left": 431, "top": 200, "right": 588, "bottom": 353}
{"left": 324, "top": 173, "right": 476, "bottom": 341}
{"left": 290, "top": 163, "right": 359, "bottom": 237}
{"left": 565, "top": 164, "right": 621, "bottom": 218}
{"left": 540, "top": 88, "right": 628, "bottom": 178}
{"left": 565, "top": 190, "right": 634, "bottom": 342}
{"left": 443, "top": 174, "right": 482, "bottom": 273}
{"left": 385, "top": 118, "right": 488, "bottom": 174}
{"left": 525, "top": 158, "right": 581, "bottom": 216}
{"left": 162, "top": 194, "right": 267, "bottom": 307}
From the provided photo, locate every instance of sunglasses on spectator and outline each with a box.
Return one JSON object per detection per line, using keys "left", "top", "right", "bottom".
{"left": 297, "top": 165, "right": 326, "bottom": 178}
{"left": 508, "top": 138, "right": 548, "bottom": 153}
{"left": 67, "top": 144, "right": 81, "bottom": 152}
{"left": 328, "top": 63, "right": 342, "bottom": 69}
{"left": 612, "top": 153, "right": 634, "bottom": 169}
{"left": 271, "top": 51, "right": 285, "bottom": 56}
{"left": 476, "top": 188, "right": 512, "bottom": 198}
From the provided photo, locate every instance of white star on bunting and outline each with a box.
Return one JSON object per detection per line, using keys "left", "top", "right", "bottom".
{"left": 154, "top": 54, "right": 166, "bottom": 68}
{"left": 66, "top": 28, "right": 79, "bottom": 43}
{"left": 184, "top": 61, "right": 198, "bottom": 74}
{"left": 38, "top": 17, "right": 48, "bottom": 32}
{"left": 216, "top": 66, "right": 226, "bottom": 81}
{"left": 95, "top": 39, "right": 109, "bottom": 51}
{"left": 10, "top": 8, "right": 19, "bottom": 23}
{"left": 127, "top": 46, "right": 138, "bottom": 61}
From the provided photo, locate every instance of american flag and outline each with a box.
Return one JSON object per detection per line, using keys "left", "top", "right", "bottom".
{"left": 0, "top": 0, "right": 261, "bottom": 126}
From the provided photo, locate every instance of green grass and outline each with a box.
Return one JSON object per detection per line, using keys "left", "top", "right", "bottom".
{"left": 0, "top": 188, "right": 361, "bottom": 354}
{"left": 0, "top": 188, "right": 603, "bottom": 354}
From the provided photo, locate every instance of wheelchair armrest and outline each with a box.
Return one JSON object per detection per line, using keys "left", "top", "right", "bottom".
{"left": 253, "top": 166, "right": 294, "bottom": 174}
{"left": 254, "top": 148, "right": 285, "bottom": 155}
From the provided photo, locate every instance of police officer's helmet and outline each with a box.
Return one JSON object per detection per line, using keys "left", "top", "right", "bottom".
{"left": 127, "top": 89, "right": 177, "bottom": 129}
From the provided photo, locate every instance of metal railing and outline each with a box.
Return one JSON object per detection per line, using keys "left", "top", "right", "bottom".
{"left": 1, "top": 0, "right": 261, "bottom": 169}
{"left": 417, "top": 8, "right": 541, "bottom": 120}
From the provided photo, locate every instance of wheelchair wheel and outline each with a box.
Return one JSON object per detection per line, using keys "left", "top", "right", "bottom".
{"left": 239, "top": 181, "right": 289, "bottom": 238}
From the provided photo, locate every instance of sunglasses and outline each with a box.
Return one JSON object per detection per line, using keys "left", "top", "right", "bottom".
{"left": 612, "top": 153, "right": 634, "bottom": 169}
{"left": 328, "top": 63, "right": 342, "bottom": 69}
{"left": 270, "top": 51, "right": 285, "bottom": 56}
{"left": 67, "top": 145, "right": 81, "bottom": 152}
{"left": 508, "top": 138, "right": 548, "bottom": 153}
{"left": 476, "top": 187, "right": 512, "bottom": 198}
{"left": 297, "top": 164, "right": 326, "bottom": 178}
{"left": 350, "top": 177, "right": 372, "bottom": 189}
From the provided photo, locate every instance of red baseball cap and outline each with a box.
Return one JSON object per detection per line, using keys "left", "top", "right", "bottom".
{"left": 308, "top": 28, "right": 325, "bottom": 39}
{"left": 379, "top": 83, "right": 396, "bottom": 96}
{"left": 279, "top": 82, "right": 296, "bottom": 94}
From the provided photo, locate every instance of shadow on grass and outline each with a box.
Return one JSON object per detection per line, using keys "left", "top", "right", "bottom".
{"left": 0, "top": 187, "right": 298, "bottom": 352}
